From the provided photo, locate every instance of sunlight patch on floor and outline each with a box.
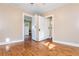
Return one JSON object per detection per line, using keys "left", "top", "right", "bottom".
{"left": 44, "top": 42, "right": 50, "bottom": 46}
{"left": 43, "top": 42, "right": 56, "bottom": 49}
{"left": 48, "top": 44, "right": 56, "bottom": 49}
{"left": 5, "top": 45, "right": 10, "bottom": 51}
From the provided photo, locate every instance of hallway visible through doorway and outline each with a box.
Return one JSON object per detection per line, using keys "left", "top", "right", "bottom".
{"left": 24, "top": 15, "right": 32, "bottom": 39}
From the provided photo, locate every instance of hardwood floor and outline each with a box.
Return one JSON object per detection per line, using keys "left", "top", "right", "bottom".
{"left": 0, "top": 36, "right": 79, "bottom": 56}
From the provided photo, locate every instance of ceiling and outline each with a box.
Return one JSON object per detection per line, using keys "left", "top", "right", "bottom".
{"left": 7, "top": 3, "right": 67, "bottom": 15}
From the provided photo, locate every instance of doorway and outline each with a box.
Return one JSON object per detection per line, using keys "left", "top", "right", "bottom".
{"left": 46, "top": 16, "right": 53, "bottom": 40}
{"left": 24, "top": 15, "right": 32, "bottom": 39}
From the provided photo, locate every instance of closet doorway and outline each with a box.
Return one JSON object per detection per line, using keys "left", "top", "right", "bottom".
{"left": 46, "top": 15, "right": 54, "bottom": 41}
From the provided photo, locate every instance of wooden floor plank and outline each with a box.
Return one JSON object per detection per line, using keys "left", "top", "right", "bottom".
{"left": 0, "top": 36, "right": 79, "bottom": 56}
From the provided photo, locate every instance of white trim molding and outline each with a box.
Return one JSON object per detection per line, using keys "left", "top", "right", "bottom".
{"left": 54, "top": 40, "right": 79, "bottom": 47}
{"left": 0, "top": 40, "right": 24, "bottom": 45}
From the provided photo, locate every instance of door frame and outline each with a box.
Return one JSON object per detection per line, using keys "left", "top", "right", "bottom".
{"left": 22, "top": 12, "right": 33, "bottom": 40}
{"left": 45, "top": 15, "right": 55, "bottom": 42}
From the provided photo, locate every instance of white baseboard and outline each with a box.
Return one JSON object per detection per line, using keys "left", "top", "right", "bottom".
{"left": 0, "top": 40, "right": 24, "bottom": 45}
{"left": 54, "top": 40, "right": 79, "bottom": 47}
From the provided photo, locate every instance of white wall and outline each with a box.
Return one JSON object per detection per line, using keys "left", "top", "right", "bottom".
{"left": 0, "top": 4, "right": 33, "bottom": 45}
{"left": 43, "top": 4, "right": 79, "bottom": 47}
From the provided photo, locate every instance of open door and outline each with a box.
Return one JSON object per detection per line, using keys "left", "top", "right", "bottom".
{"left": 39, "top": 16, "right": 49, "bottom": 41}
{"left": 39, "top": 16, "right": 53, "bottom": 41}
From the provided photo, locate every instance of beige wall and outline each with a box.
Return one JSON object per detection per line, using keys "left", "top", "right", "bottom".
{"left": 43, "top": 4, "right": 79, "bottom": 45}
{"left": 0, "top": 4, "right": 32, "bottom": 43}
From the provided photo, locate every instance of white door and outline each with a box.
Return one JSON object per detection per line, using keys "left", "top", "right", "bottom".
{"left": 39, "top": 16, "right": 49, "bottom": 41}
{"left": 24, "top": 22, "right": 29, "bottom": 35}
{"left": 32, "top": 15, "right": 39, "bottom": 41}
{"left": 39, "top": 16, "right": 53, "bottom": 41}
